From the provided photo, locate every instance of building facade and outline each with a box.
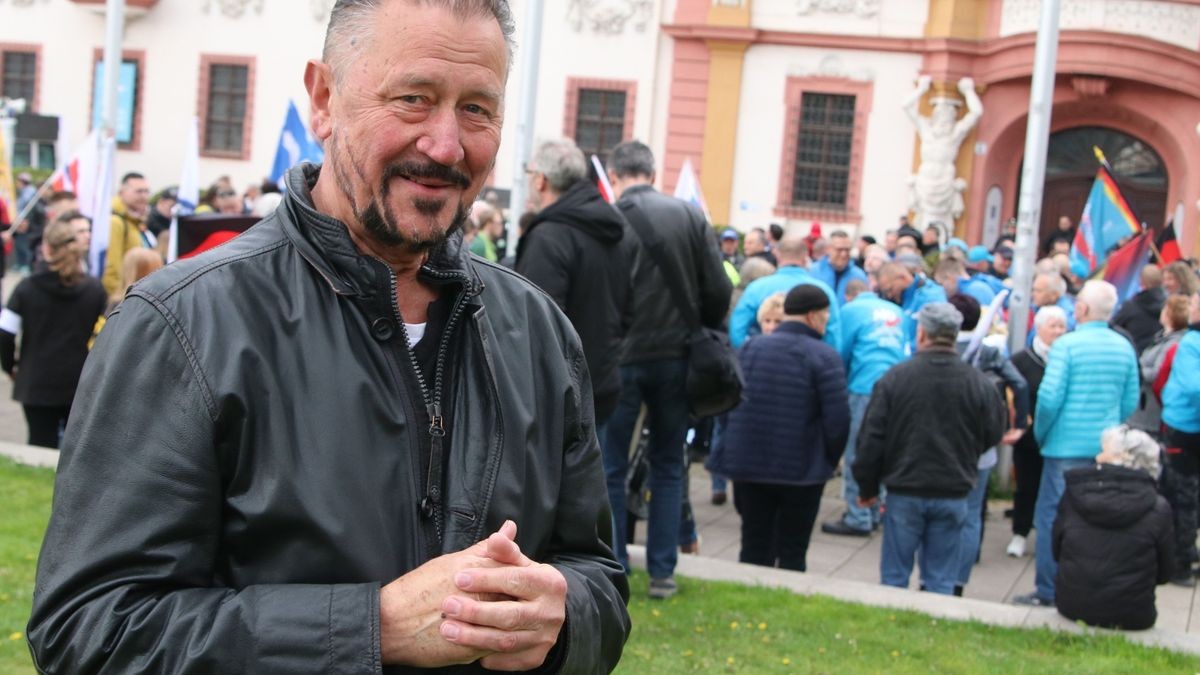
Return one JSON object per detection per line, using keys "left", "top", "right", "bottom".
{"left": 1, "top": 0, "right": 1196, "bottom": 255}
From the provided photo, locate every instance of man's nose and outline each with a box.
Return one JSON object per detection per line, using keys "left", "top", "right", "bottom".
{"left": 416, "top": 107, "right": 466, "bottom": 169}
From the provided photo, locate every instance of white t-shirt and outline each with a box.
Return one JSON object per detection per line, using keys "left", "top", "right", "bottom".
{"left": 405, "top": 322, "right": 426, "bottom": 349}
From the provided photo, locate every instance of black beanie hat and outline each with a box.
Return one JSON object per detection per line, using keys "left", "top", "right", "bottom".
{"left": 783, "top": 285, "right": 831, "bottom": 316}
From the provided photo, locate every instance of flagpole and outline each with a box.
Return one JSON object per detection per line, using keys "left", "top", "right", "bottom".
{"left": 1007, "top": 0, "right": 1061, "bottom": 354}
{"left": 505, "top": 0, "right": 545, "bottom": 257}
{"left": 10, "top": 168, "right": 63, "bottom": 225}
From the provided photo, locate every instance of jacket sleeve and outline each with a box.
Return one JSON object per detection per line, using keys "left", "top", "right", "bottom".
{"left": 822, "top": 289, "right": 842, "bottom": 353}
{"left": 1119, "top": 344, "right": 1140, "bottom": 422}
{"left": 817, "top": 350, "right": 851, "bottom": 468}
{"left": 27, "top": 297, "right": 383, "bottom": 675}
{"left": 980, "top": 372, "right": 1008, "bottom": 450}
{"left": 693, "top": 215, "right": 733, "bottom": 329}
{"left": 1034, "top": 341, "right": 1068, "bottom": 445}
{"left": 543, "top": 339, "right": 632, "bottom": 673}
{"left": 851, "top": 379, "right": 890, "bottom": 501}
{"left": 998, "top": 357, "right": 1030, "bottom": 430}
{"left": 514, "top": 228, "right": 573, "bottom": 312}
{"left": 101, "top": 215, "right": 128, "bottom": 297}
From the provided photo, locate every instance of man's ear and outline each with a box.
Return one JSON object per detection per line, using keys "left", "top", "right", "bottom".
{"left": 305, "top": 59, "right": 335, "bottom": 142}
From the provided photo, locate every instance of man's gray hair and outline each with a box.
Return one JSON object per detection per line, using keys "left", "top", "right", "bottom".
{"left": 1077, "top": 279, "right": 1118, "bottom": 321}
{"left": 532, "top": 138, "right": 588, "bottom": 193}
{"left": 1100, "top": 425, "right": 1161, "bottom": 478}
{"left": 608, "top": 140, "right": 656, "bottom": 179}
{"left": 323, "top": 0, "right": 516, "bottom": 82}
{"left": 1035, "top": 271, "right": 1067, "bottom": 298}
{"left": 919, "top": 302, "right": 963, "bottom": 345}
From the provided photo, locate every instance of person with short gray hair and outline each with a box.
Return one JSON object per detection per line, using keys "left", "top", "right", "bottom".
{"left": 1052, "top": 424, "right": 1174, "bottom": 630}
{"left": 853, "top": 302, "right": 1006, "bottom": 595}
{"left": 517, "top": 137, "right": 636, "bottom": 427}
{"left": 1015, "top": 279, "right": 1139, "bottom": 607}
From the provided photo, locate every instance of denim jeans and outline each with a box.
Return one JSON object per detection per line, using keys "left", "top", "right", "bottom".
{"left": 709, "top": 415, "right": 728, "bottom": 494}
{"left": 841, "top": 393, "right": 880, "bottom": 530}
{"left": 1033, "top": 457, "right": 1094, "bottom": 600}
{"left": 602, "top": 358, "right": 690, "bottom": 580}
{"left": 956, "top": 466, "right": 992, "bottom": 586}
{"left": 880, "top": 493, "right": 968, "bottom": 595}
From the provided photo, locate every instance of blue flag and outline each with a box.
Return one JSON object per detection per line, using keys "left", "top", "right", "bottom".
{"left": 270, "top": 101, "right": 324, "bottom": 184}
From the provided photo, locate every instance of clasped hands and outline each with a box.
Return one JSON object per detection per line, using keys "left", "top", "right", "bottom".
{"left": 380, "top": 520, "right": 568, "bottom": 671}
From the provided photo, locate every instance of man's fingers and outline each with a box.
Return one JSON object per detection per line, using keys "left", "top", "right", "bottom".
{"left": 485, "top": 531, "right": 530, "bottom": 566}
{"left": 497, "top": 519, "right": 517, "bottom": 541}
{"left": 438, "top": 619, "right": 559, "bottom": 669}
{"left": 455, "top": 564, "right": 566, "bottom": 601}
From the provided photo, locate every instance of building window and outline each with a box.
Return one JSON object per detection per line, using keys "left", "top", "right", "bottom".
{"left": 563, "top": 78, "right": 636, "bottom": 165}
{"left": 791, "top": 93, "right": 855, "bottom": 208}
{"left": 89, "top": 48, "right": 145, "bottom": 151}
{"left": 198, "top": 55, "right": 255, "bottom": 159}
{"left": 2, "top": 50, "right": 36, "bottom": 105}
{"left": 775, "top": 77, "right": 872, "bottom": 224}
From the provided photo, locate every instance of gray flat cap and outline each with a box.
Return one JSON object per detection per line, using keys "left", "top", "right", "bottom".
{"left": 918, "top": 302, "right": 963, "bottom": 343}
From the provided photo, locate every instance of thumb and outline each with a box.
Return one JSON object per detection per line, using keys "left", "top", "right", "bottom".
{"left": 485, "top": 520, "right": 531, "bottom": 566}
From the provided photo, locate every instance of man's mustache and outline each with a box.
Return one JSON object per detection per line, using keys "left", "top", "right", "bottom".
{"left": 383, "top": 160, "right": 471, "bottom": 191}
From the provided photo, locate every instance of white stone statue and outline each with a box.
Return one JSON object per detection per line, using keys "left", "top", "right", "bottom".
{"left": 904, "top": 76, "right": 982, "bottom": 233}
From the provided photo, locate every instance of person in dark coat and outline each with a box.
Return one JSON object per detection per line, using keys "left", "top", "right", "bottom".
{"left": 0, "top": 220, "right": 107, "bottom": 447}
{"left": 1111, "top": 264, "right": 1167, "bottom": 355}
{"left": 853, "top": 302, "right": 1006, "bottom": 595}
{"left": 516, "top": 138, "right": 635, "bottom": 426}
{"left": 1054, "top": 425, "right": 1175, "bottom": 630}
{"left": 1007, "top": 305, "right": 1069, "bottom": 558}
{"left": 708, "top": 285, "right": 849, "bottom": 571}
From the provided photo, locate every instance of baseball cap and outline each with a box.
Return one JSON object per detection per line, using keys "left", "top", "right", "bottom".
{"left": 945, "top": 237, "right": 969, "bottom": 253}
{"left": 721, "top": 228, "right": 738, "bottom": 241}
{"left": 967, "top": 245, "right": 993, "bottom": 264}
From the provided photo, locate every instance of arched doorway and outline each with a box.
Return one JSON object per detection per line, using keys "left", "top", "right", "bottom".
{"left": 1035, "top": 126, "right": 1168, "bottom": 245}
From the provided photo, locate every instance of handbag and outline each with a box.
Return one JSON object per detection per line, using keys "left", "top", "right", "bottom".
{"left": 619, "top": 201, "right": 743, "bottom": 417}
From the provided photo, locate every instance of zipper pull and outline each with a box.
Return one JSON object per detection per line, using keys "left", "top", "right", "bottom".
{"left": 428, "top": 402, "right": 445, "bottom": 438}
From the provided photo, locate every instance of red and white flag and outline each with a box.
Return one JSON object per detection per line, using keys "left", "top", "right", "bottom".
{"left": 590, "top": 155, "right": 614, "bottom": 204}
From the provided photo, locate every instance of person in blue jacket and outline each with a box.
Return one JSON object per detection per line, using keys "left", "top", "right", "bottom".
{"left": 730, "top": 231, "right": 840, "bottom": 351}
{"left": 708, "top": 284, "right": 849, "bottom": 572}
{"left": 1014, "top": 280, "right": 1139, "bottom": 607}
{"left": 876, "top": 260, "right": 946, "bottom": 352}
{"left": 821, "top": 277, "right": 907, "bottom": 537}
{"left": 811, "top": 230, "right": 868, "bottom": 305}
{"left": 1161, "top": 288, "right": 1200, "bottom": 587}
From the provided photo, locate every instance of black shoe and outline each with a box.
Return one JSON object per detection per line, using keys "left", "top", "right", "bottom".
{"left": 1170, "top": 573, "right": 1195, "bottom": 588}
{"left": 1013, "top": 592, "right": 1054, "bottom": 607}
{"left": 711, "top": 491, "right": 727, "bottom": 506}
{"left": 821, "top": 520, "right": 871, "bottom": 537}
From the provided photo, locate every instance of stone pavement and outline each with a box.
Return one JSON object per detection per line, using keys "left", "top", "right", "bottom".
{"left": 622, "top": 463, "right": 1199, "bottom": 655}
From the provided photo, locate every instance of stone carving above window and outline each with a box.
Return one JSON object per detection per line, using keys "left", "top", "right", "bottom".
{"left": 795, "top": 0, "right": 881, "bottom": 18}
{"left": 203, "top": 0, "right": 264, "bottom": 19}
{"left": 1000, "top": 0, "right": 1200, "bottom": 52}
{"left": 567, "top": 0, "right": 655, "bottom": 35}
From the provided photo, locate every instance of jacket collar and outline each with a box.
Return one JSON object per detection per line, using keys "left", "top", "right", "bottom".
{"left": 281, "top": 164, "right": 482, "bottom": 298}
{"left": 618, "top": 183, "right": 656, "bottom": 200}
{"left": 775, "top": 321, "right": 822, "bottom": 340}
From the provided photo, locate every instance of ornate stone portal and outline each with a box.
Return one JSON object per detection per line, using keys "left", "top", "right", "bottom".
{"left": 903, "top": 76, "right": 982, "bottom": 234}
{"left": 567, "top": 0, "right": 654, "bottom": 34}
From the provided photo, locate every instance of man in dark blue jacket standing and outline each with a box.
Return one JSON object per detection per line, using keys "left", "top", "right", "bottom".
{"left": 708, "top": 285, "right": 850, "bottom": 572}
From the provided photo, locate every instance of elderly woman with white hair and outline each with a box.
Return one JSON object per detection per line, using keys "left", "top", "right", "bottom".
{"left": 1006, "top": 304, "right": 1069, "bottom": 558}
{"left": 1052, "top": 425, "right": 1174, "bottom": 630}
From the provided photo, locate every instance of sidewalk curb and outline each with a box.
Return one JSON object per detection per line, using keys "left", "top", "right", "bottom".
{"left": 627, "top": 544, "right": 1200, "bottom": 657}
{"left": 0, "top": 442, "right": 59, "bottom": 469}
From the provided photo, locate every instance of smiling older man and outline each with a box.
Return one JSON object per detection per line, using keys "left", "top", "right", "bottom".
{"left": 27, "top": 2, "right": 630, "bottom": 673}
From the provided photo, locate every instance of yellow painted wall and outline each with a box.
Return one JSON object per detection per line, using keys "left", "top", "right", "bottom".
{"left": 700, "top": 40, "right": 748, "bottom": 225}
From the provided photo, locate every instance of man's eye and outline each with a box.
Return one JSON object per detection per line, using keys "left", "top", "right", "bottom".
{"left": 463, "top": 104, "right": 491, "bottom": 117}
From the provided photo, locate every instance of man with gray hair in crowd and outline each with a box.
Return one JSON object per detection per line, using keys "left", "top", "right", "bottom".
{"left": 517, "top": 137, "right": 636, "bottom": 431}
{"left": 1015, "top": 279, "right": 1139, "bottom": 608}
{"left": 853, "top": 302, "right": 1006, "bottom": 594}
{"left": 28, "top": 1, "right": 630, "bottom": 671}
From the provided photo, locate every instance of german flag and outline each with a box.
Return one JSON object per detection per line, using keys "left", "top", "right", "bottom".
{"left": 1155, "top": 222, "right": 1181, "bottom": 266}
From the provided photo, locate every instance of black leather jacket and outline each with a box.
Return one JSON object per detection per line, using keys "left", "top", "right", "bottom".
{"left": 27, "top": 165, "right": 630, "bottom": 674}
{"left": 616, "top": 184, "right": 731, "bottom": 364}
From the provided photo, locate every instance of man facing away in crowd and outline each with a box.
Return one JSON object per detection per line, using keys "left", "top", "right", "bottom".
{"left": 601, "top": 139, "right": 731, "bottom": 601}
{"left": 1110, "top": 263, "right": 1166, "bottom": 355}
{"left": 822, "top": 270, "right": 907, "bottom": 538}
{"left": 1015, "top": 280, "right": 1139, "bottom": 608}
{"left": 874, "top": 259, "right": 947, "bottom": 352}
{"left": 811, "top": 230, "right": 868, "bottom": 306}
{"left": 730, "top": 230, "right": 841, "bottom": 350}
{"left": 515, "top": 137, "right": 635, "bottom": 432}
{"left": 853, "top": 303, "right": 1006, "bottom": 595}
{"left": 28, "top": 2, "right": 630, "bottom": 672}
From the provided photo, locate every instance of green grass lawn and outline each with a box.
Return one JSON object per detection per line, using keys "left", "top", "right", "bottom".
{"left": 0, "top": 458, "right": 53, "bottom": 675}
{"left": 618, "top": 571, "right": 1200, "bottom": 673}
{"left": 2, "top": 457, "right": 1196, "bottom": 673}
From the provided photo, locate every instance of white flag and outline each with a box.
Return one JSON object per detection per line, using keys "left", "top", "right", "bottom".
{"left": 168, "top": 117, "right": 201, "bottom": 263}
{"left": 673, "top": 157, "right": 710, "bottom": 222}
{"left": 87, "top": 135, "right": 117, "bottom": 277}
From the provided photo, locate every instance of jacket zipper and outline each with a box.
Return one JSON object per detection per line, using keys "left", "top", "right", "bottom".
{"left": 385, "top": 264, "right": 479, "bottom": 548}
